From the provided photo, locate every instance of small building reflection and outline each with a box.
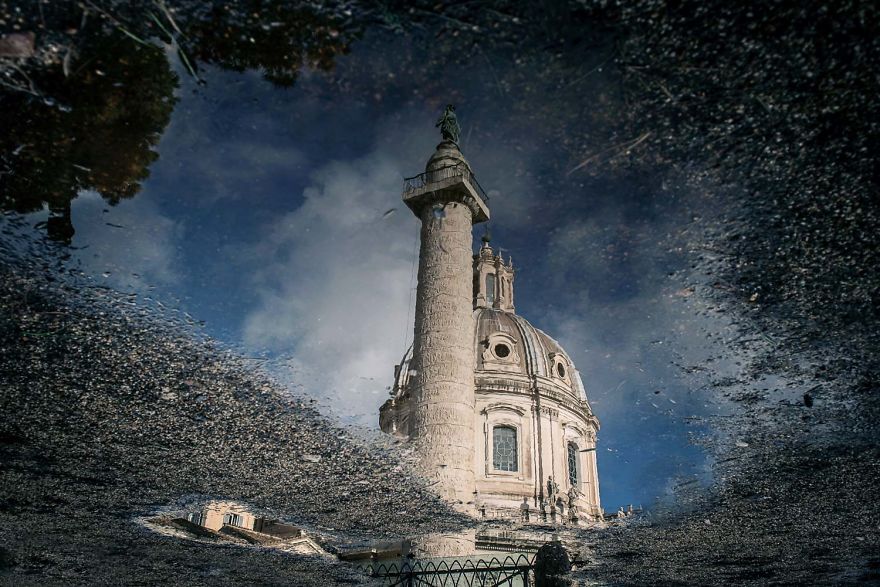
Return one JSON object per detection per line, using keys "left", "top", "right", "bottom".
{"left": 167, "top": 501, "right": 324, "bottom": 555}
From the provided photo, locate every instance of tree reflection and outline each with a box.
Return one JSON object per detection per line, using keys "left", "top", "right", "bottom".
{"left": 180, "top": 2, "right": 353, "bottom": 87}
{"left": 1, "top": 31, "right": 176, "bottom": 243}
{"left": 0, "top": 2, "right": 358, "bottom": 242}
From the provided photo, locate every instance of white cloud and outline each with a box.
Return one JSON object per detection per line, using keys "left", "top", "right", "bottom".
{"left": 240, "top": 150, "right": 419, "bottom": 425}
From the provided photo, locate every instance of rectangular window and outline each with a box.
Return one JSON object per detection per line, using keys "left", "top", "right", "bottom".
{"left": 567, "top": 442, "right": 579, "bottom": 486}
{"left": 493, "top": 426, "right": 517, "bottom": 471}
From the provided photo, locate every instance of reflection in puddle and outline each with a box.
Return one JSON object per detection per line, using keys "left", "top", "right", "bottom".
{"left": 143, "top": 500, "right": 325, "bottom": 556}
{"left": 139, "top": 497, "right": 614, "bottom": 585}
{"left": 2, "top": 0, "right": 878, "bottom": 584}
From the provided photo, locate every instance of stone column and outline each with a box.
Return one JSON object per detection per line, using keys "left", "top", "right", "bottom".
{"left": 411, "top": 530, "right": 477, "bottom": 558}
{"left": 409, "top": 200, "right": 476, "bottom": 504}
{"left": 587, "top": 431, "right": 601, "bottom": 514}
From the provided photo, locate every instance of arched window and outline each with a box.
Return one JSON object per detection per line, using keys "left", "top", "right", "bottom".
{"left": 567, "top": 442, "right": 579, "bottom": 487}
{"left": 486, "top": 273, "right": 496, "bottom": 304}
{"left": 492, "top": 426, "right": 517, "bottom": 471}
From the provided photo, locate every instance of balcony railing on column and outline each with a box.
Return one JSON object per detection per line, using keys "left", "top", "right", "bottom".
{"left": 403, "top": 163, "right": 490, "bottom": 206}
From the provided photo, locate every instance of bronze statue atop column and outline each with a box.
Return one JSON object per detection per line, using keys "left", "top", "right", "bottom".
{"left": 436, "top": 104, "right": 461, "bottom": 144}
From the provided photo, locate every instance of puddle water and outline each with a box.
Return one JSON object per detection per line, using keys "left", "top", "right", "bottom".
{"left": 2, "top": 1, "right": 879, "bottom": 585}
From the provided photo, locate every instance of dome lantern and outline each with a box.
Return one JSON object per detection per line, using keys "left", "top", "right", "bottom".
{"left": 473, "top": 241, "right": 515, "bottom": 312}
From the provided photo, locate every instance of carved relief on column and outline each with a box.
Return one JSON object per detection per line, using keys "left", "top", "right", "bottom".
{"left": 409, "top": 202, "right": 476, "bottom": 503}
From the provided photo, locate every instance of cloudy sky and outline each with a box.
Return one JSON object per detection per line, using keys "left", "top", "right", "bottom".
{"left": 56, "top": 32, "right": 754, "bottom": 511}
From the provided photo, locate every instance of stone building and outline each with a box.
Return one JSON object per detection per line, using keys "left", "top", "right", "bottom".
{"left": 168, "top": 501, "right": 325, "bottom": 555}
{"left": 379, "top": 125, "right": 601, "bottom": 523}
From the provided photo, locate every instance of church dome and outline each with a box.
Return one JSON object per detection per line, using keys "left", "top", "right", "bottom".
{"left": 389, "top": 307, "right": 592, "bottom": 412}
{"left": 474, "top": 308, "right": 590, "bottom": 404}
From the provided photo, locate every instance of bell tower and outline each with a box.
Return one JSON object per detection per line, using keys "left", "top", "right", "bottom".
{"left": 403, "top": 107, "right": 490, "bottom": 504}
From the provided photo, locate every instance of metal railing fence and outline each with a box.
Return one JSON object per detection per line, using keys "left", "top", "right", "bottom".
{"left": 403, "top": 164, "right": 490, "bottom": 205}
{"left": 366, "top": 553, "right": 534, "bottom": 587}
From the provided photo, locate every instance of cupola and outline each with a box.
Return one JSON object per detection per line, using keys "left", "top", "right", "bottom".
{"left": 473, "top": 236, "right": 515, "bottom": 312}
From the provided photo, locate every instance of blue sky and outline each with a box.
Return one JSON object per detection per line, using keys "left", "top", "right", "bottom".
{"left": 56, "top": 33, "right": 756, "bottom": 512}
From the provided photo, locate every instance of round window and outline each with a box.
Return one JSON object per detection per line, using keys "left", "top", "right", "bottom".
{"left": 556, "top": 362, "right": 566, "bottom": 378}
{"left": 494, "top": 343, "right": 511, "bottom": 358}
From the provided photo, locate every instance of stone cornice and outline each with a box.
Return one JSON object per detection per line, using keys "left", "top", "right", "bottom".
{"left": 475, "top": 385, "right": 596, "bottom": 425}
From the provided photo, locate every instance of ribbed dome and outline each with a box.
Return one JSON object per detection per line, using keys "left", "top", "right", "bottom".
{"left": 474, "top": 308, "right": 588, "bottom": 401}
{"left": 392, "top": 308, "right": 589, "bottom": 404}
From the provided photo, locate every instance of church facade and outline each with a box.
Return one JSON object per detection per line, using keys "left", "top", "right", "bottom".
{"left": 379, "top": 120, "right": 601, "bottom": 523}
